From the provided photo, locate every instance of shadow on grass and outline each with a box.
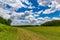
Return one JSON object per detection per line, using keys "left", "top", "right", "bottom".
{"left": 0, "top": 28, "right": 4, "bottom": 32}
{"left": 12, "top": 25, "right": 41, "bottom": 27}
{"left": 11, "top": 25, "right": 60, "bottom": 27}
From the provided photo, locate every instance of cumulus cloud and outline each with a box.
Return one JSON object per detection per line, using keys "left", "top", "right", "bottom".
{"left": 11, "top": 19, "right": 30, "bottom": 26}
{"left": 0, "top": 0, "right": 60, "bottom": 26}
{"left": 0, "top": 8, "right": 11, "bottom": 19}
{"left": 38, "top": 0, "right": 52, "bottom": 6}
{"left": 42, "top": 0, "right": 60, "bottom": 14}
{"left": 0, "top": 0, "right": 29, "bottom": 8}
{"left": 52, "top": 17, "right": 60, "bottom": 20}
{"left": 43, "top": 7, "right": 56, "bottom": 14}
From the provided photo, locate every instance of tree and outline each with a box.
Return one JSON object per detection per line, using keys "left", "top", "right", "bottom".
{"left": 0, "top": 17, "right": 12, "bottom": 26}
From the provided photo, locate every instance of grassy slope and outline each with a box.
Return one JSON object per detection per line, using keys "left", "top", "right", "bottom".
{"left": 0, "top": 23, "right": 18, "bottom": 40}
{"left": 0, "top": 23, "right": 60, "bottom": 40}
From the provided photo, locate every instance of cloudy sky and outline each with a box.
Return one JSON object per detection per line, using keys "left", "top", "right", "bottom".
{"left": 0, "top": 0, "right": 60, "bottom": 26}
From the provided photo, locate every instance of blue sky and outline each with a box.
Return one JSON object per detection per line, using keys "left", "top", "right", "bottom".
{"left": 6, "top": 0, "right": 60, "bottom": 18}
{"left": 0, "top": 0, "right": 60, "bottom": 25}
{"left": 6, "top": 0, "right": 59, "bottom": 16}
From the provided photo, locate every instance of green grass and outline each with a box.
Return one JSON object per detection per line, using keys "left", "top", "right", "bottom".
{"left": 22, "top": 27, "right": 60, "bottom": 40}
{"left": 0, "top": 23, "right": 60, "bottom": 40}
{"left": 0, "top": 23, "right": 18, "bottom": 40}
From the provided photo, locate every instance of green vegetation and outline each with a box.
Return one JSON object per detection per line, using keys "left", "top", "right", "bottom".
{"left": 0, "top": 23, "right": 18, "bottom": 40}
{"left": 0, "top": 17, "right": 11, "bottom": 26}
{"left": 22, "top": 26, "right": 60, "bottom": 40}
{"left": 41, "top": 20, "right": 60, "bottom": 26}
{"left": 0, "top": 23, "right": 60, "bottom": 40}
{"left": 0, "top": 23, "right": 42, "bottom": 40}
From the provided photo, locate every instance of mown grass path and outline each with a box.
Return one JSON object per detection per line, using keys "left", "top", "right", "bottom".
{"left": 22, "top": 27, "right": 60, "bottom": 40}
{"left": 17, "top": 28, "right": 47, "bottom": 40}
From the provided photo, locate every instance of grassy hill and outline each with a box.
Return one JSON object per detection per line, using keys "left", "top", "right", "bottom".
{"left": 0, "top": 23, "right": 60, "bottom": 40}
{"left": 0, "top": 23, "right": 18, "bottom": 40}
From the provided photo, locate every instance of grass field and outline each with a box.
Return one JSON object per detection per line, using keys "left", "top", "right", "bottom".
{"left": 0, "top": 23, "right": 60, "bottom": 40}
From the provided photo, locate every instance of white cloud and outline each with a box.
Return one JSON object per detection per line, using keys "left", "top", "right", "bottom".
{"left": 25, "top": 15, "right": 35, "bottom": 21}
{"left": 38, "top": 0, "right": 60, "bottom": 14}
{"left": 0, "top": 8, "right": 11, "bottom": 19}
{"left": 11, "top": 19, "right": 30, "bottom": 26}
{"left": 0, "top": 0, "right": 28, "bottom": 8}
{"left": 52, "top": 17, "right": 60, "bottom": 20}
{"left": 37, "top": 10, "right": 43, "bottom": 14}
{"left": 42, "top": 1, "right": 57, "bottom": 14}
{"left": 38, "top": 0, "right": 51, "bottom": 6}
{"left": 37, "top": 17, "right": 51, "bottom": 22}
{"left": 21, "top": 0, "right": 30, "bottom": 5}
{"left": 43, "top": 7, "right": 56, "bottom": 14}
{"left": 0, "top": 0, "right": 60, "bottom": 26}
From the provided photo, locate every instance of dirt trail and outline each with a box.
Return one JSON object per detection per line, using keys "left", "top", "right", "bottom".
{"left": 16, "top": 28, "right": 48, "bottom": 40}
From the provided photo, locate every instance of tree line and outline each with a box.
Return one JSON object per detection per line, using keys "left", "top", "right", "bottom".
{"left": 0, "top": 17, "right": 11, "bottom": 26}
{"left": 41, "top": 20, "right": 60, "bottom": 26}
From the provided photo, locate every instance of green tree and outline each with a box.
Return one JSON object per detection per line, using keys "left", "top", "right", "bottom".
{"left": 0, "top": 17, "right": 12, "bottom": 26}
